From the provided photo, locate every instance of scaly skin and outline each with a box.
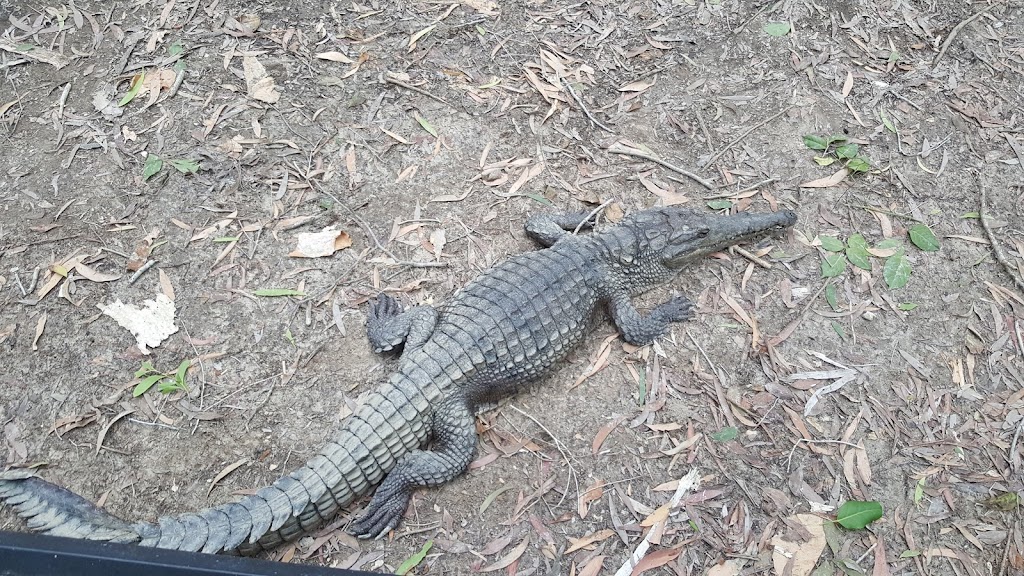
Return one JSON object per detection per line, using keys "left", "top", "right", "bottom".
{"left": 0, "top": 206, "right": 796, "bottom": 553}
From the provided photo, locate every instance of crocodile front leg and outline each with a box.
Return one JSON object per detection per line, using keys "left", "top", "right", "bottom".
{"left": 607, "top": 292, "right": 694, "bottom": 346}
{"left": 348, "top": 397, "right": 476, "bottom": 539}
{"left": 524, "top": 212, "right": 596, "bottom": 247}
{"left": 366, "top": 294, "right": 438, "bottom": 354}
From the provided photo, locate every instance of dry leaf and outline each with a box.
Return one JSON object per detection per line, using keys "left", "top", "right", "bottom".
{"left": 571, "top": 334, "right": 616, "bottom": 389}
{"left": 289, "top": 227, "right": 352, "bottom": 258}
{"left": 243, "top": 55, "right": 281, "bottom": 103}
{"left": 315, "top": 51, "right": 354, "bottom": 63}
{"left": 565, "top": 529, "right": 615, "bottom": 554}
{"left": 74, "top": 262, "right": 122, "bottom": 283}
{"left": 772, "top": 514, "right": 827, "bottom": 576}
{"left": 429, "top": 229, "right": 446, "bottom": 260}
{"left": 619, "top": 78, "right": 656, "bottom": 92}
{"left": 32, "top": 312, "right": 47, "bottom": 351}
{"left": 480, "top": 535, "right": 529, "bottom": 572}
{"left": 208, "top": 458, "right": 249, "bottom": 496}
{"left": 799, "top": 168, "right": 850, "bottom": 188}
{"left": 842, "top": 71, "right": 854, "bottom": 99}
{"left": 578, "top": 481, "right": 604, "bottom": 518}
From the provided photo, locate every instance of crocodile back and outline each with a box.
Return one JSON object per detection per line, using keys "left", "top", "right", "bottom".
{"left": 412, "top": 240, "right": 600, "bottom": 406}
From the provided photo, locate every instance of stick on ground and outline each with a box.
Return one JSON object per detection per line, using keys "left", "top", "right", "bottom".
{"left": 979, "top": 174, "right": 1024, "bottom": 296}
{"left": 607, "top": 142, "right": 714, "bottom": 190}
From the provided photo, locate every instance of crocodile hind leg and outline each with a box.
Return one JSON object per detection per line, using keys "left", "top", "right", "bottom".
{"left": 524, "top": 212, "right": 597, "bottom": 247}
{"left": 348, "top": 398, "right": 476, "bottom": 539}
{"left": 366, "top": 294, "right": 438, "bottom": 354}
{"left": 607, "top": 292, "right": 694, "bottom": 346}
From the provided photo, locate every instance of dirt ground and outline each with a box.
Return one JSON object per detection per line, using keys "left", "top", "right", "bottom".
{"left": 1, "top": 0, "right": 1022, "bottom": 574}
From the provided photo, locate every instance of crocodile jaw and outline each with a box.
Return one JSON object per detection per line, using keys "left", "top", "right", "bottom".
{"left": 663, "top": 209, "right": 797, "bottom": 267}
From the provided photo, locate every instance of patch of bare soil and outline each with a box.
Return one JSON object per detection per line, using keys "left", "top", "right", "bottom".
{"left": 1, "top": 0, "right": 1022, "bottom": 574}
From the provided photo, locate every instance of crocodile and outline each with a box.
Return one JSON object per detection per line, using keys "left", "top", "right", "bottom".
{"left": 0, "top": 206, "right": 796, "bottom": 555}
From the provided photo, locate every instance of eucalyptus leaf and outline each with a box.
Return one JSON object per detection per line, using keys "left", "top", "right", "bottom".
{"left": 819, "top": 236, "right": 845, "bottom": 252}
{"left": 396, "top": 540, "right": 433, "bottom": 575}
{"left": 845, "top": 234, "right": 871, "bottom": 270}
{"left": 803, "top": 135, "right": 829, "bottom": 151}
{"left": 883, "top": 249, "right": 911, "bottom": 289}
{"left": 821, "top": 253, "right": 846, "bottom": 278}
{"left": 908, "top": 223, "right": 940, "bottom": 251}
{"left": 835, "top": 500, "right": 883, "bottom": 530}
{"left": 835, "top": 143, "right": 859, "bottom": 159}
{"left": 711, "top": 427, "right": 738, "bottom": 442}
{"left": 846, "top": 157, "right": 871, "bottom": 172}
{"left": 253, "top": 288, "right": 305, "bottom": 297}
{"left": 763, "top": 22, "right": 791, "bottom": 36}
{"left": 825, "top": 284, "right": 838, "bottom": 310}
{"left": 706, "top": 199, "right": 733, "bottom": 210}
{"left": 142, "top": 154, "right": 163, "bottom": 181}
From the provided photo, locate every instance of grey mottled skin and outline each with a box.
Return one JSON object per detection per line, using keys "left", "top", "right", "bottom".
{"left": 0, "top": 206, "right": 796, "bottom": 554}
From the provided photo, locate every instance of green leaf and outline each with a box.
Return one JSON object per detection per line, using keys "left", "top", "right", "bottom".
{"left": 525, "top": 193, "right": 554, "bottom": 206}
{"left": 879, "top": 108, "right": 896, "bottom": 133}
{"left": 914, "top": 477, "right": 925, "bottom": 506}
{"left": 899, "top": 550, "right": 922, "bottom": 559}
{"left": 763, "top": 22, "right": 791, "bottom": 36}
{"left": 819, "top": 236, "right": 845, "bottom": 252}
{"left": 175, "top": 360, "right": 190, "bottom": 384}
{"left": 253, "top": 288, "right": 305, "bottom": 297}
{"left": 169, "top": 40, "right": 184, "bottom": 56}
{"left": 142, "top": 154, "right": 163, "bottom": 181}
{"left": 135, "top": 361, "right": 158, "bottom": 378}
{"left": 414, "top": 113, "right": 438, "bottom": 137}
{"left": 831, "top": 320, "right": 846, "bottom": 340}
{"left": 711, "top": 427, "right": 738, "bottom": 442}
{"left": 824, "top": 285, "right": 838, "bottom": 310}
{"left": 803, "top": 135, "right": 829, "bottom": 151}
{"left": 821, "top": 253, "right": 846, "bottom": 278}
{"left": 169, "top": 158, "right": 201, "bottom": 174}
{"left": 898, "top": 302, "right": 918, "bottom": 311}
{"left": 908, "top": 223, "right": 940, "bottom": 251}
{"left": 479, "top": 485, "right": 513, "bottom": 515}
{"left": 212, "top": 236, "right": 239, "bottom": 243}
{"left": 396, "top": 540, "right": 432, "bottom": 576}
{"left": 883, "top": 249, "right": 911, "bottom": 289}
{"left": 845, "top": 234, "right": 871, "bottom": 270}
{"left": 835, "top": 500, "right": 883, "bottom": 530}
{"left": 813, "top": 156, "right": 836, "bottom": 166}
{"left": 119, "top": 72, "right": 146, "bottom": 106}
{"left": 875, "top": 238, "right": 903, "bottom": 251}
{"left": 158, "top": 378, "right": 186, "bottom": 393}
{"left": 846, "top": 157, "right": 871, "bottom": 173}
{"left": 834, "top": 143, "right": 859, "bottom": 159}
{"left": 133, "top": 374, "right": 165, "bottom": 397}
{"left": 961, "top": 211, "right": 980, "bottom": 219}
{"left": 706, "top": 199, "right": 733, "bottom": 210}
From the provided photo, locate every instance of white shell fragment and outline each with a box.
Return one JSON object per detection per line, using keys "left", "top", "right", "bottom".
{"left": 98, "top": 293, "right": 178, "bottom": 354}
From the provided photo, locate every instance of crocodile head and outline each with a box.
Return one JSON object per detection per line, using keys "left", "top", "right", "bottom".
{"left": 614, "top": 206, "right": 798, "bottom": 268}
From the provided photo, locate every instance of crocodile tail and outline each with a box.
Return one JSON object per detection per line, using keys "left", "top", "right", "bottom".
{"left": 0, "top": 376, "right": 433, "bottom": 554}
{"left": 0, "top": 469, "right": 140, "bottom": 543}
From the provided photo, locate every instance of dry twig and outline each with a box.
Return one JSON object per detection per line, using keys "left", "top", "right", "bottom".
{"left": 979, "top": 175, "right": 1024, "bottom": 296}
{"left": 931, "top": 5, "right": 996, "bottom": 69}
{"left": 560, "top": 78, "right": 614, "bottom": 133}
{"left": 384, "top": 74, "right": 453, "bottom": 108}
{"left": 607, "top": 142, "right": 714, "bottom": 190}
{"left": 703, "top": 105, "right": 794, "bottom": 169}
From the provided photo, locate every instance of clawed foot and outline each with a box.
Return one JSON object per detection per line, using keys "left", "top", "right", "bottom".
{"left": 348, "top": 485, "right": 410, "bottom": 540}
{"left": 651, "top": 295, "right": 694, "bottom": 324}
{"left": 367, "top": 294, "right": 404, "bottom": 353}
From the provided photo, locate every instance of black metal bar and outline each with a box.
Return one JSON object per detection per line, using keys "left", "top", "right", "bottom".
{"left": 0, "top": 530, "right": 383, "bottom": 576}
